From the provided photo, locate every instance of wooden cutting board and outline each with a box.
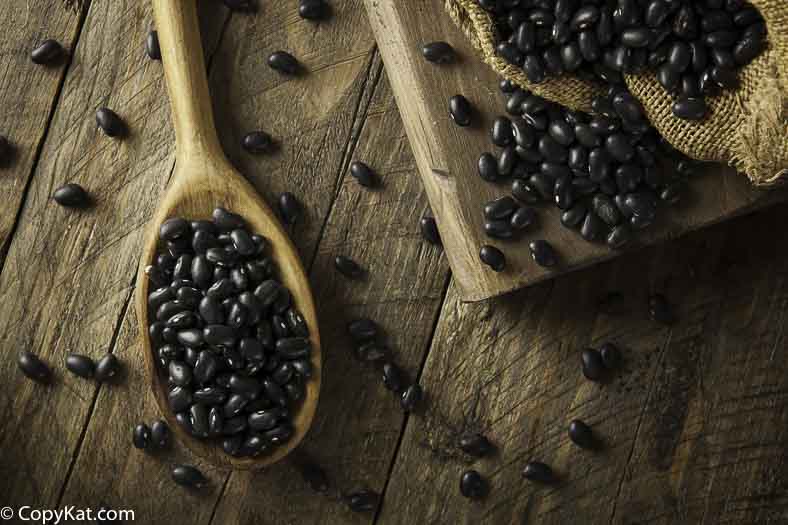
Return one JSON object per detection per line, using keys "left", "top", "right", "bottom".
{"left": 363, "top": 0, "right": 787, "bottom": 302}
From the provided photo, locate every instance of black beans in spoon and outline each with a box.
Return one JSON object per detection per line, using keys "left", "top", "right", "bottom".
{"left": 146, "top": 207, "right": 313, "bottom": 458}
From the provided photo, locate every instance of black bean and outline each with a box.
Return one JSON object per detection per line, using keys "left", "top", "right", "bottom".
{"left": 479, "top": 245, "right": 505, "bottom": 272}
{"left": 522, "top": 461, "right": 555, "bottom": 483}
{"left": 291, "top": 359, "right": 313, "bottom": 378}
{"left": 254, "top": 280, "right": 282, "bottom": 307}
{"left": 133, "top": 423, "right": 151, "bottom": 450}
{"left": 190, "top": 403, "right": 210, "bottom": 437}
{"left": 523, "top": 54, "right": 546, "bottom": 83}
{"left": 568, "top": 420, "right": 595, "bottom": 449}
{"left": 248, "top": 409, "right": 280, "bottom": 431}
{"left": 175, "top": 412, "right": 193, "bottom": 434}
{"left": 599, "top": 342, "right": 622, "bottom": 369}
{"left": 511, "top": 179, "right": 541, "bottom": 204}
{"left": 223, "top": 416, "right": 248, "bottom": 436}
{"left": 348, "top": 318, "right": 379, "bottom": 342}
{"left": 605, "top": 134, "right": 635, "bottom": 163}
{"left": 278, "top": 192, "right": 301, "bottom": 225}
{"left": 268, "top": 51, "right": 300, "bottom": 74}
{"left": 490, "top": 116, "right": 514, "bottom": 147}
{"left": 299, "top": 0, "right": 330, "bottom": 20}
{"left": 420, "top": 216, "right": 441, "bottom": 245}
{"left": 561, "top": 202, "right": 587, "bottom": 229}
{"left": 66, "top": 354, "right": 95, "bottom": 379}
{"left": 168, "top": 361, "right": 192, "bottom": 387}
{"left": 32, "top": 39, "right": 66, "bottom": 65}
{"left": 95, "top": 107, "right": 126, "bottom": 137}
{"left": 733, "top": 33, "right": 765, "bottom": 65}
{"left": 149, "top": 420, "right": 169, "bottom": 448}
{"left": 401, "top": 384, "right": 423, "bottom": 412}
{"left": 510, "top": 206, "right": 537, "bottom": 230}
{"left": 592, "top": 194, "right": 621, "bottom": 226}
{"left": 346, "top": 490, "right": 380, "bottom": 513}
{"left": 146, "top": 30, "right": 161, "bottom": 60}
{"left": 262, "top": 378, "right": 288, "bottom": 407}
{"left": 458, "top": 432, "right": 494, "bottom": 457}
{"left": 548, "top": 119, "right": 575, "bottom": 146}
{"left": 334, "top": 255, "right": 364, "bottom": 278}
{"left": 528, "top": 240, "right": 557, "bottom": 267}
{"left": 349, "top": 161, "right": 377, "bottom": 187}
{"left": 171, "top": 465, "right": 207, "bottom": 488}
{"left": 222, "top": 435, "right": 243, "bottom": 456}
{"left": 381, "top": 362, "right": 405, "bottom": 392}
{"left": 208, "top": 407, "right": 223, "bottom": 436}
{"left": 648, "top": 293, "right": 674, "bottom": 324}
{"left": 169, "top": 386, "right": 192, "bottom": 412}
{"left": 449, "top": 95, "right": 473, "bottom": 127}
{"left": 18, "top": 351, "right": 52, "bottom": 383}
{"left": 355, "top": 341, "right": 389, "bottom": 362}
{"left": 53, "top": 183, "right": 91, "bottom": 208}
{"left": 460, "top": 470, "right": 488, "bottom": 499}
{"left": 607, "top": 225, "right": 632, "bottom": 249}
{"left": 484, "top": 196, "right": 518, "bottom": 220}
{"left": 422, "top": 41, "right": 455, "bottom": 63}
{"left": 497, "top": 41, "right": 524, "bottom": 65}
{"left": 95, "top": 353, "right": 120, "bottom": 381}
{"left": 194, "top": 386, "right": 228, "bottom": 405}
{"left": 581, "top": 348, "right": 606, "bottom": 381}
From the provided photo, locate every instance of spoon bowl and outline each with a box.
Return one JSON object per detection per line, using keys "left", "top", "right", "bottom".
{"left": 136, "top": 0, "right": 321, "bottom": 470}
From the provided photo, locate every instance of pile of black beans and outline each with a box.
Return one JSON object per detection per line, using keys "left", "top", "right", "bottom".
{"left": 477, "top": 0, "right": 767, "bottom": 121}
{"left": 145, "top": 207, "right": 313, "bottom": 458}
{"left": 475, "top": 81, "right": 696, "bottom": 271}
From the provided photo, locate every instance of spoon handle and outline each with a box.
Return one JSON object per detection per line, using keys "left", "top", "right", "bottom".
{"left": 152, "top": 0, "right": 223, "bottom": 163}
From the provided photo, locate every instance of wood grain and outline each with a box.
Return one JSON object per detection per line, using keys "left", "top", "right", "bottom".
{"left": 0, "top": 0, "right": 229, "bottom": 513}
{"left": 378, "top": 204, "right": 788, "bottom": 524}
{"left": 363, "top": 0, "right": 788, "bottom": 301}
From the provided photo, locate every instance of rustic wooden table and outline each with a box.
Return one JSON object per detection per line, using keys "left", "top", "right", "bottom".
{"left": 1, "top": 1, "right": 787, "bottom": 524}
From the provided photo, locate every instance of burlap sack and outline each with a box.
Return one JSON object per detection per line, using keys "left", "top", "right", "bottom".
{"left": 445, "top": 0, "right": 788, "bottom": 186}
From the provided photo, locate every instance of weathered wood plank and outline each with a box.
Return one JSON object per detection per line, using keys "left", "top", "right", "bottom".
{"left": 0, "top": 0, "right": 229, "bottom": 513}
{"left": 0, "top": 1, "right": 85, "bottom": 253}
{"left": 378, "top": 205, "right": 788, "bottom": 524}
{"left": 363, "top": 0, "right": 788, "bottom": 301}
{"left": 209, "top": 68, "right": 451, "bottom": 525}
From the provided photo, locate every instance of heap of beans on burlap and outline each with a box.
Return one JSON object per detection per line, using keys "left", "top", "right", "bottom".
{"left": 444, "top": 0, "right": 787, "bottom": 186}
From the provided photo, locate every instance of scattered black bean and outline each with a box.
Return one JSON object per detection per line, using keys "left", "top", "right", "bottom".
{"left": 349, "top": 161, "right": 377, "bottom": 187}
{"left": 648, "top": 293, "right": 675, "bottom": 324}
{"left": 95, "top": 353, "right": 120, "bottom": 381}
{"left": 599, "top": 342, "right": 621, "bottom": 369}
{"left": 346, "top": 490, "right": 379, "bottom": 513}
{"left": 458, "top": 432, "right": 494, "bottom": 457}
{"left": 382, "top": 362, "right": 405, "bottom": 392}
{"left": 278, "top": 192, "right": 302, "bottom": 225}
{"left": 146, "top": 30, "right": 161, "bottom": 60}
{"left": 450, "top": 95, "right": 473, "bottom": 127}
{"left": 66, "top": 354, "right": 95, "bottom": 379}
{"left": 528, "top": 240, "right": 558, "bottom": 268}
{"left": 18, "top": 351, "right": 52, "bottom": 383}
{"left": 581, "top": 348, "right": 606, "bottom": 381}
{"left": 171, "top": 465, "right": 207, "bottom": 488}
{"left": 334, "top": 255, "right": 364, "bottom": 279}
{"left": 422, "top": 41, "right": 456, "bottom": 63}
{"left": 420, "top": 215, "right": 442, "bottom": 245}
{"left": 133, "top": 423, "right": 151, "bottom": 450}
{"left": 31, "top": 39, "right": 65, "bottom": 65}
{"left": 53, "top": 183, "right": 91, "bottom": 208}
{"left": 242, "top": 131, "right": 274, "bottom": 154}
{"left": 460, "top": 470, "right": 488, "bottom": 499}
{"left": 479, "top": 245, "right": 505, "bottom": 272}
{"left": 150, "top": 420, "right": 170, "bottom": 448}
{"left": 299, "top": 0, "right": 330, "bottom": 20}
{"left": 522, "top": 461, "right": 555, "bottom": 483}
{"left": 96, "top": 107, "right": 126, "bottom": 137}
{"left": 568, "top": 419, "right": 595, "bottom": 449}
{"left": 401, "top": 384, "right": 423, "bottom": 412}
{"left": 268, "top": 51, "right": 300, "bottom": 74}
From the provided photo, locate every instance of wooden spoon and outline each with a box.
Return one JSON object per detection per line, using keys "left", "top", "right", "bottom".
{"left": 135, "top": 0, "right": 321, "bottom": 469}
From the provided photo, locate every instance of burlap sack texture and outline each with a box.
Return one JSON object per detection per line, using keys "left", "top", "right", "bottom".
{"left": 445, "top": 0, "right": 788, "bottom": 186}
